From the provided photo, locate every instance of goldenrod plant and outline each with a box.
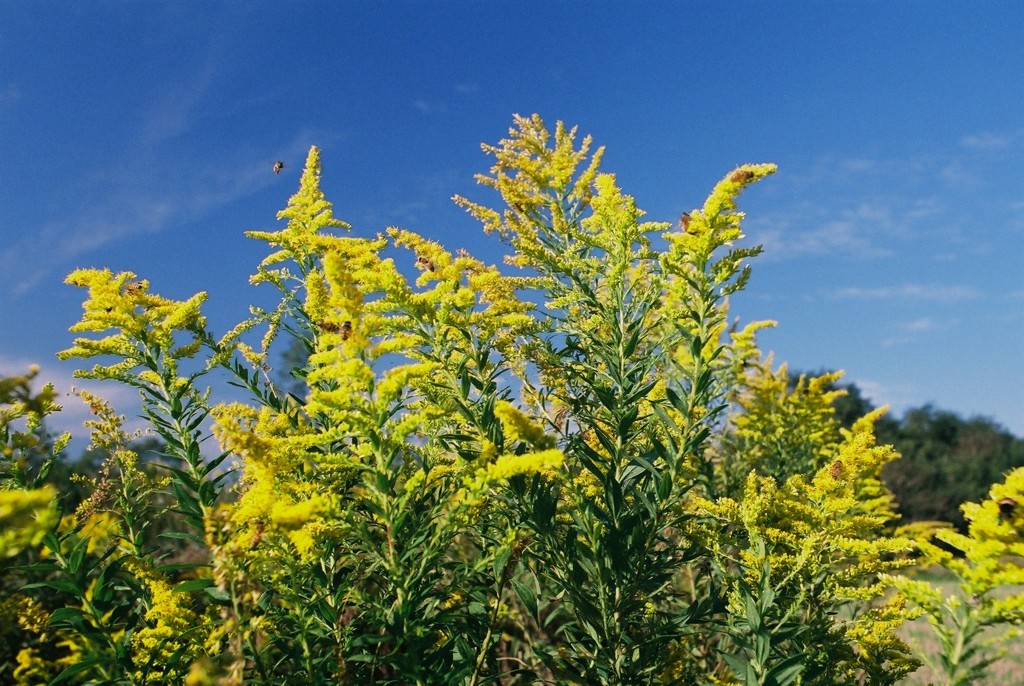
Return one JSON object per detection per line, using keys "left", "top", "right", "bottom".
{"left": 454, "top": 116, "right": 776, "bottom": 683}
{"left": 6, "top": 115, "right": 1019, "bottom": 684}
{"left": 894, "top": 468, "right": 1024, "bottom": 686}
{"left": 691, "top": 406, "right": 919, "bottom": 685}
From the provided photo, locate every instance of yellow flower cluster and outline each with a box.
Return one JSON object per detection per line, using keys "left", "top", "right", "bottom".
{"left": 462, "top": 449, "right": 564, "bottom": 503}
{"left": 493, "top": 401, "right": 556, "bottom": 450}
{"left": 13, "top": 646, "right": 50, "bottom": 685}
{"left": 59, "top": 268, "right": 209, "bottom": 382}
{"left": 666, "top": 164, "right": 777, "bottom": 265}
{"left": 131, "top": 565, "right": 208, "bottom": 683}
{"left": 454, "top": 114, "right": 603, "bottom": 272}
{"left": 211, "top": 145, "right": 550, "bottom": 572}
{"left": 443, "top": 404, "right": 564, "bottom": 513}
{"left": 246, "top": 146, "right": 351, "bottom": 270}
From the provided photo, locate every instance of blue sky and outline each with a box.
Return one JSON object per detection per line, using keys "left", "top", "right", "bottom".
{"left": 1, "top": 2, "right": 1022, "bottom": 443}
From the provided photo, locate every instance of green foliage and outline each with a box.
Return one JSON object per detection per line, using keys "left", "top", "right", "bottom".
{"left": 3, "top": 115, "right": 1019, "bottom": 685}
{"left": 449, "top": 116, "right": 778, "bottom": 684}
{"left": 1, "top": 366, "right": 69, "bottom": 492}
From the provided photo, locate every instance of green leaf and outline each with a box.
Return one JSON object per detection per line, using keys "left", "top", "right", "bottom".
{"left": 159, "top": 530, "right": 203, "bottom": 544}
{"left": 174, "top": 578, "right": 215, "bottom": 593}
{"left": 48, "top": 606, "right": 88, "bottom": 628}
{"left": 511, "top": 578, "right": 539, "bottom": 618}
{"left": 765, "top": 653, "right": 806, "bottom": 686}
{"left": 745, "top": 592, "right": 762, "bottom": 633}
{"left": 203, "top": 586, "right": 231, "bottom": 605}
{"left": 49, "top": 657, "right": 107, "bottom": 684}
{"left": 24, "top": 580, "right": 83, "bottom": 596}
{"left": 492, "top": 547, "right": 513, "bottom": 581}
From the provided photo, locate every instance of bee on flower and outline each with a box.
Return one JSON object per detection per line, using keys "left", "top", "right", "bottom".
{"left": 415, "top": 255, "right": 436, "bottom": 272}
{"left": 340, "top": 320, "right": 353, "bottom": 341}
{"left": 730, "top": 169, "right": 755, "bottom": 183}
{"left": 125, "top": 281, "right": 145, "bottom": 295}
{"left": 830, "top": 460, "right": 845, "bottom": 480}
{"left": 679, "top": 212, "right": 692, "bottom": 232}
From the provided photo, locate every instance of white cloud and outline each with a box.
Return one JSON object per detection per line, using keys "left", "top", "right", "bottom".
{"left": 0, "top": 130, "right": 325, "bottom": 298}
{"left": 753, "top": 135, "right": 1024, "bottom": 266}
{"left": 752, "top": 200, "right": 908, "bottom": 261}
{"left": 829, "top": 284, "right": 980, "bottom": 303}
{"left": 960, "top": 129, "right": 1024, "bottom": 151}
{"left": 939, "top": 161, "right": 979, "bottom": 186}
{"left": 137, "top": 60, "right": 218, "bottom": 146}
{"left": 411, "top": 99, "right": 449, "bottom": 115}
{"left": 902, "top": 317, "right": 938, "bottom": 333}
{"left": 881, "top": 317, "right": 956, "bottom": 346}
{"left": 850, "top": 378, "right": 917, "bottom": 413}
{"left": 839, "top": 158, "right": 876, "bottom": 173}
{"left": 755, "top": 219, "right": 892, "bottom": 261}
{"left": 881, "top": 335, "right": 916, "bottom": 348}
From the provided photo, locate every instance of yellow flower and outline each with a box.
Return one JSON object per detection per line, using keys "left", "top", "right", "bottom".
{"left": 464, "top": 448, "right": 564, "bottom": 496}
{"left": 246, "top": 146, "right": 351, "bottom": 267}
{"left": 131, "top": 570, "right": 208, "bottom": 683}
{"left": 493, "top": 401, "right": 556, "bottom": 450}
{"left": 13, "top": 647, "right": 50, "bottom": 685}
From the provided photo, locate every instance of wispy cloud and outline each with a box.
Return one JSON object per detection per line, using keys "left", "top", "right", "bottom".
{"left": 938, "top": 161, "right": 979, "bottom": 186}
{"left": 751, "top": 198, "right": 936, "bottom": 261}
{"left": 902, "top": 317, "right": 939, "bottom": 333}
{"left": 838, "top": 158, "right": 876, "bottom": 173}
{"left": 137, "top": 60, "right": 218, "bottom": 146}
{"left": 829, "top": 284, "right": 980, "bottom": 303}
{"left": 753, "top": 131, "right": 1024, "bottom": 264}
{"left": 755, "top": 217, "right": 891, "bottom": 260}
{"left": 0, "top": 36, "right": 349, "bottom": 299}
{"left": 411, "top": 99, "right": 449, "bottom": 115}
{"left": 960, "top": 129, "right": 1024, "bottom": 151}
{"left": 851, "top": 378, "right": 917, "bottom": 413}
{"left": 881, "top": 316, "right": 958, "bottom": 347}
{"left": 0, "top": 79, "right": 324, "bottom": 298}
